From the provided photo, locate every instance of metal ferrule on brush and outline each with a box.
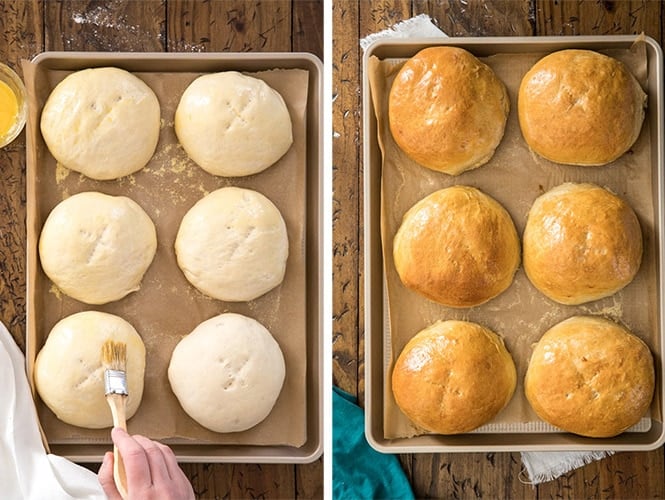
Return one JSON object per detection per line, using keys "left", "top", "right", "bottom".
{"left": 104, "top": 369, "right": 128, "bottom": 396}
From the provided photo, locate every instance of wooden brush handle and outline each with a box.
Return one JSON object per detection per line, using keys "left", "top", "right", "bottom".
{"left": 107, "top": 393, "right": 128, "bottom": 500}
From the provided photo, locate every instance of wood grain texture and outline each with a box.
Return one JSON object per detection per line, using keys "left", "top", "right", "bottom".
{"left": 293, "top": 0, "right": 323, "bottom": 58}
{"left": 536, "top": 0, "right": 661, "bottom": 39}
{"left": 168, "top": 0, "right": 292, "bottom": 52}
{"left": 332, "top": 0, "right": 361, "bottom": 395}
{"left": 345, "top": 1, "right": 665, "bottom": 498}
{"left": 0, "top": 1, "right": 322, "bottom": 498}
{"left": 45, "top": 0, "right": 165, "bottom": 52}
{"left": 0, "top": 0, "right": 41, "bottom": 349}
{"left": 414, "top": 0, "right": 534, "bottom": 36}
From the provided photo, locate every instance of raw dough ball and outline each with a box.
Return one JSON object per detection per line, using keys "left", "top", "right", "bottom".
{"left": 34, "top": 311, "right": 146, "bottom": 429}
{"left": 175, "top": 187, "right": 288, "bottom": 302}
{"left": 518, "top": 49, "right": 646, "bottom": 166}
{"left": 523, "top": 183, "right": 642, "bottom": 305}
{"left": 393, "top": 185, "right": 520, "bottom": 307}
{"left": 389, "top": 46, "right": 509, "bottom": 175}
{"left": 392, "top": 320, "right": 516, "bottom": 434}
{"left": 39, "top": 192, "right": 157, "bottom": 305}
{"left": 525, "top": 316, "right": 654, "bottom": 438}
{"left": 175, "top": 71, "right": 293, "bottom": 177}
{"left": 168, "top": 313, "right": 286, "bottom": 433}
{"left": 40, "top": 67, "right": 160, "bottom": 180}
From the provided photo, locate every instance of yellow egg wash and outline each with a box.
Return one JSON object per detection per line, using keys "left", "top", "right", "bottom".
{"left": 0, "top": 79, "right": 19, "bottom": 138}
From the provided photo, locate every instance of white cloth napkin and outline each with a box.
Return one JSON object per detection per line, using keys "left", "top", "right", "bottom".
{"left": 0, "top": 322, "right": 105, "bottom": 499}
{"left": 360, "top": 14, "right": 614, "bottom": 485}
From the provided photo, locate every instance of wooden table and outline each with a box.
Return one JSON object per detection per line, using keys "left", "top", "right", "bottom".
{"left": 333, "top": 1, "right": 665, "bottom": 498}
{"left": 0, "top": 1, "right": 322, "bottom": 498}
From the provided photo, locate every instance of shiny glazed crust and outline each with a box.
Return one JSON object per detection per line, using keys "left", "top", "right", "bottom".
{"left": 523, "top": 183, "right": 642, "bottom": 305}
{"left": 518, "top": 49, "right": 646, "bottom": 166}
{"left": 525, "top": 316, "right": 655, "bottom": 438}
{"left": 392, "top": 320, "right": 517, "bottom": 434}
{"left": 393, "top": 185, "right": 520, "bottom": 307}
{"left": 388, "top": 46, "right": 509, "bottom": 175}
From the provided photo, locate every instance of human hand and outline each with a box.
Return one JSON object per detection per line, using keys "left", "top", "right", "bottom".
{"left": 98, "top": 427, "right": 195, "bottom": 500}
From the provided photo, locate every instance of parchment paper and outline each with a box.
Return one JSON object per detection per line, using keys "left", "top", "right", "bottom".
{"left": 368, "top": 43, "right": 661, "bottom": 439}
{"left": 23, "top": 60, "right": 309, "bottom": 447}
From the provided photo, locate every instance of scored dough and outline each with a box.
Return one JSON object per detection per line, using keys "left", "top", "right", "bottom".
{"left": 39, "top": 192, "right": 157, "bottom": 305}
{"left": 34, "top": 311, "right": 146, "bottom": 429}
{"left": 175, "top": 186, "right": 289, "bottom": 302}
{"left": 40, "top": 67, "right": 160, "bottom": 180}
{"left": 175, "top": 71, "right": 293, "bottom": 177}
{"left": 168, "top": 313, "right": 286, "bottom": 433}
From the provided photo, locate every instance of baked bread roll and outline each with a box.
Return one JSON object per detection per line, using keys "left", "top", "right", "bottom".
{"left": 34, "top": 311, "right": 146, "bottom": 429}
{"left": 388, "top": 46, "right": 509, "bottom": 175}
{"left": 38, "top": 192, "right": 157, "bottom": 305}
{"left": 393, "top": 186, "right": 520, "bottom": 307}
{"left": 175, "top": 71, "right": 293, "bottom": 177}
{"left": 523, "top": 183, "right": 642, "bottom": 305}
{"left": 168, "top": 313, "right": 285, "bottom": 433}
{"left": 175, "top": 186, "right": 288, "bottom": 302}
{"left": 525, "top": 316, "right": 655, "bottom": 438}
{"left": 40, "top": 67, "right": 160, "bottom": 180}
{"left": 392, "top": 320, "right": 516, "bottom": 434}
{"left": 518, "top": 49, "right": 646, "bottom": 166}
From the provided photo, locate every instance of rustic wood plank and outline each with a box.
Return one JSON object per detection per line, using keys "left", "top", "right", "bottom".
{"left": 292, "top": 0, "right": 323, "bottom": 58}
{"left": 180, "top": 463, "right": 297, "bottom": 499}
{"left": 0, "top": 0, "right": 44, "bottom": 71}
{"left": 414, "top": 0, "right": 534, "bottom": 36}
{"left": 45, "top": 0, "right": 165, "bottom": 52}
{"left": 167, "top": 0, "right": 291, "bottom": 53}
{"left": 535, "top": 0, "right": 661, "bottom": 40}
{"left": 409, "top": 452, "right": 537, "bottom": 499}
{"left": 0, "top": 148, "right": 27, "bottom": 350}
{"left": 296, "top": 458, "right": 324, "bottom": 499}
{"left": 0, "top": 0, "right": 42, "bottom": 348}
{"left": 331, "top": 0, "right": 361, "bottom": 396}
{"left": 535, "top": 449, "right": 665, "bottom": 499}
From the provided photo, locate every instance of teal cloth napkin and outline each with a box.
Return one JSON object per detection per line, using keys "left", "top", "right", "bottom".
{"left": 333, "top": 386, "right": 415, "bottom": 500}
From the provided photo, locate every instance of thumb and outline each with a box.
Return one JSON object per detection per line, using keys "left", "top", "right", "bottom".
{"left": 98, "top": 451, "right": 122, "bottom": 500}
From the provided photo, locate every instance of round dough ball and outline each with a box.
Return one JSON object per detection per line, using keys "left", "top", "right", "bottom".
{"left": 168, "top": 313, "right": 286, "bottom": 433}
{"left": 525, "top": 316, "right": 655, "bottom": 438}
{"left": 40, "top": 67, "right": 160, "bottom": 180}
{"left": 389, "top": 46, "right": 509, "bottom": 175}
{"left": 393, "top": 185, "right": 520, "bottom": 307}
{"left": 523, "top": 183, "right": 642, "bottom": 305}
{"left": 34, "top": 311, "right": 146, "bottom": 429}
{"left": 175, "top": 187, "right": 288, "bottom": 302}
{"left": 39, "top": 192, "right": 157, "bottom": 305}
{"left": 518, "top": 49, "right": 646, "bottom": 166}
{"left": 175, "top": 71, "right": 293, "bottom": 177}
{"left": 392, "top": 320, "right": 516, "bottom": 434}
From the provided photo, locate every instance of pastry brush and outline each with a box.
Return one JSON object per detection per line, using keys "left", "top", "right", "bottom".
{"left": 102, "top": 340, "right": 129, "bottom": 499}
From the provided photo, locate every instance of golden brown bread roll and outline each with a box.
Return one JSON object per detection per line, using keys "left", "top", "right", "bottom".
{"left": 393, "top": 185, "right": 520, "bottom": 307}
{"left": 523, "top": 183, "right": 642, "bottom": 305}
{"left": 388, "top": 46, "right": 509, "bottom": 175}
{"left": 525, "top": 316, "right": 655, "bottom": 438}
{"left": 392, "top": 320, "right": 516, "bottom": 434}
{"left": 518, "top": 49, "right": 646, "bottom": 166}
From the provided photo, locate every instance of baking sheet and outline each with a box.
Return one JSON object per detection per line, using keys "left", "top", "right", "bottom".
{"left": 368, "top": 41, "right": 661, "bottom": 440}
{"left": 23, "top": 57, "right": 310, "bottom": 449}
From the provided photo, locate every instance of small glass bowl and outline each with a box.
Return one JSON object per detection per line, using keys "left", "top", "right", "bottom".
{"left": 0, "top": 62, "right": 27, "bottom": 148}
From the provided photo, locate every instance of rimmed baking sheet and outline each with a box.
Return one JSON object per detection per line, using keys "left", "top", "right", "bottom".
{"left": 25, "top": 52, "right": 323, "bottom": 464}
{"left": 364, "top": 35, "right": 664, "bottom": 452}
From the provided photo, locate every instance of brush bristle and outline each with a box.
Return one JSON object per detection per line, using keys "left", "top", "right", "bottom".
{"left": 101, "top": 340, "right": 127, "bottom": 371}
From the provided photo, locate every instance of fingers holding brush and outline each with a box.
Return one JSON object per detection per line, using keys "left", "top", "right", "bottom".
{"left": 105, "top": 428, "right": 195, "bottom": 500}
{"left": 99, "top": 451, "right": 123, "bottom": 500}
